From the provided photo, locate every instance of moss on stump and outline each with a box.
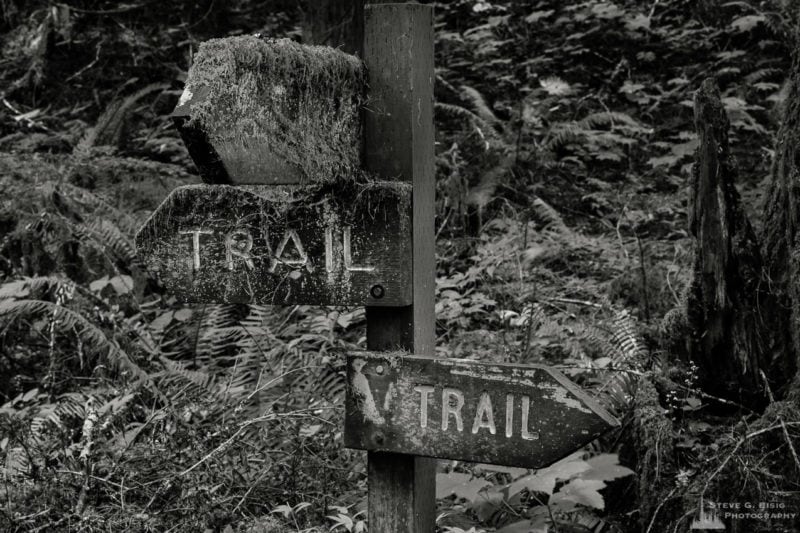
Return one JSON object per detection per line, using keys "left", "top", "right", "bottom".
{"left": 182, "top": 36, "right": 365, "bottom": 184}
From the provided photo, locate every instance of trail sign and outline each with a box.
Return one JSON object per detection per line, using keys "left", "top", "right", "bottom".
{"left": 345, "top": 352, "right": 619, "bottom": 469}
{"left": 135, "top": 183, "right": 412, "bottom": 306}
{"left": 135, "top": 3, "right": 623, "bottom": 530}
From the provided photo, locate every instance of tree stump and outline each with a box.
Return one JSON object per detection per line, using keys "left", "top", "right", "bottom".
{"left": 686, "top": 78, "right": 783, "bottom": 407}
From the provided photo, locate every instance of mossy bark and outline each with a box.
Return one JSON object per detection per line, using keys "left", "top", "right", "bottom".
{"left": 686, "top": 78, "right": 787, "bottom": 408}
{"left": 762, "top": 45, "right": 800, "bottom": 385}
{"left": 633, "top": 378, "right": 678, "bottom": 531}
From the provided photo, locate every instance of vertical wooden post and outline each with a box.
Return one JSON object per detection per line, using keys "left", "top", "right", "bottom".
{"left": 363, "top": 4, "right": 436, "bottom": 532}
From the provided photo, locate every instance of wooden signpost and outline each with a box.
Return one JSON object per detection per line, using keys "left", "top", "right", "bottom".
{"left": 361, "top": 5, "right": 438, "bottom": 531}
{"left": 136, "top": 3, "right": 619, "bottom": 532}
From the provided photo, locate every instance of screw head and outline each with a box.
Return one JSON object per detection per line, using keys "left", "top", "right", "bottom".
{"left": 370, "top": 284, "right": 385, "bottom": 299}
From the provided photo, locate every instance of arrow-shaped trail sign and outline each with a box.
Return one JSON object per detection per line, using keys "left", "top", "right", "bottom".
{"left": 345, "top": 352, "right": 619, "bottom": 469}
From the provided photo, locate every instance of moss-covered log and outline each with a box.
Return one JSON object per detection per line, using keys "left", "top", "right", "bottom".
{"left": 686, "top": 78, "right": 785, "bottom": 407}
{"left": 175, "top": 36, "right": 366, "bottom": 185}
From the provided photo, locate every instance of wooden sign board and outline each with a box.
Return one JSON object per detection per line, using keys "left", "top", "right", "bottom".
{"left": 135, "top": 183, "right": 412, "bottom": 306}
{"left": 345, "top": 352, "right": 619, "bottom": 469}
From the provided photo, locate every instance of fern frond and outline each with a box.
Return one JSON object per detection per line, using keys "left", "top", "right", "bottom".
{"left": 197, "top": 327, "right": 246, "bottom": 361}
{"left": 50, "top": 183, "right": 138, "bottom": 234}
{"left": 465, "top": 153, "right": 515, "bottom": 208}
{"left": 763, "top": 12, "right": 791, "bottom": 42}
{"left": 460, "top": 84, "right": 500, "bottom": 128}
{"left": 317, "top": 365, "right": 346, "bottom": 400}
{"left": 56, "top": 392, "right": 88, "bottom": 421}
{"left": 225, "top": 351, "right": 267, "bottom": 400}
{"left": 279, "top": 350, "right": 341, "bottom": 402}
{"left": 744, "top": 67, "right": 783, "bottom": 84}
{"left": 52, "top": 215, "right": 137, "bottom": 272}
{"left": 579, "top": 111, "right": 641, "bottom": 130}
{"left": 203, "top": 304, "right": 242, "bottom": 330}
{"left": 542, "top": 125, "right": 584, "bottom": 152}
{"left": 435, "top": 102, "right": 498, "bottom": 144}
{"left": 515, "top": 303, "right": 640, "bottom": 413}
{"left": 435, "top": 74, "right": 462, "bottom": 101}
{"left": 598, "top": 371, "right": 637, "bottom": 413}
{"left": 240, "top": 305, "right": 272, "bottom": 329}
{"left": 157, "top": 356, "right": 220, "bottom": 401}
{"left": 572, "top": 323, "right": 618, "bottom": 361}
{"left": 0, "top": 276, "right": 66, "bottom": 300}
{"left": 30, "top": 413, "right": 57, "bottom": 441}
{"left": 76, "top": 83, "right": 168, "bottom": 154}
{"left": 289, "top": 364, "right": 346, "bottom": 402}
{"left": 0, "top": 299, "right": 145, "bottom": 380}
{"left": 531, "top": 197, "right": 570, "bottom": 235}
{"left": 85, "top": 219, "right": 139, "bottom": 266}
{"left": 435, "top": 102, "right": 483, "bottom": 124}
{"left": 539, "top": 76, "right": 573, "bottom": 96}
{"left": 525, "top": 303, "right": 549, "bottom": 330}
{"left": 609, "top": 309, "right": 647, "bottom": 367}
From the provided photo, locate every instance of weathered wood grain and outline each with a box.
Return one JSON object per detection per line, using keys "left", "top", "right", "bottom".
{"left": 345, "top": 352, "right": 619, "bottom": 469}
{"left": 172, "top": 86, "right": 232, "bottom": 185}
{"left": 362, "top": 4, "right": 437, "bottom": 532}
{"left": 135, "top": 182, "right": 412, "bottom": 306}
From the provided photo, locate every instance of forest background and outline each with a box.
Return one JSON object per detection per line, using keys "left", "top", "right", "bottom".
{"left": 1, "top": 0, "right": 800, "bottom": 532}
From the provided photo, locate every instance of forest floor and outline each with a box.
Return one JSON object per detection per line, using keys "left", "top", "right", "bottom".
{"left": 1, "top": 1, "right": 799, "bottom": 532}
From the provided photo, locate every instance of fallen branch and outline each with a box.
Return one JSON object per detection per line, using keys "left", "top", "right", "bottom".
{"left": 645, "top": 487, "right": 678, "bottom": 533}
{"left": 761, "top": 370, "right": 800, "bottom": 475}
{"left": 701, "top": 422, "right": 800, "bottom": 495}
{"left": 545, "top": 297, "right": 603, "bottom": 308}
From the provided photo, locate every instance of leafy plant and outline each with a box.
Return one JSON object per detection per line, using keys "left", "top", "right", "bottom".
{"left": 436, "top": 452, "right": 634, "bottom": 532}
{"left": 327, "top": 505, "right": 367, "bottom": 533}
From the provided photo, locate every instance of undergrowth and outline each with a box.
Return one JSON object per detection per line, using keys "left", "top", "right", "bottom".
{"left": 2, "top": 0, "right": 800, "bottom": 532}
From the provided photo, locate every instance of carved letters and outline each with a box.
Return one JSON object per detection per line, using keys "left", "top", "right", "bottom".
{"left": 412, "top": 385, "right": 540, "bottom": 439}
{"left": 179, "top": 225, "right": 373, "bottom": 273}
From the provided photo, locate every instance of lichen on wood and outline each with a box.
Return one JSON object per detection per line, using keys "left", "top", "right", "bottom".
{"left": 182, "top": 35, "right": 365, "bottom": 185}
